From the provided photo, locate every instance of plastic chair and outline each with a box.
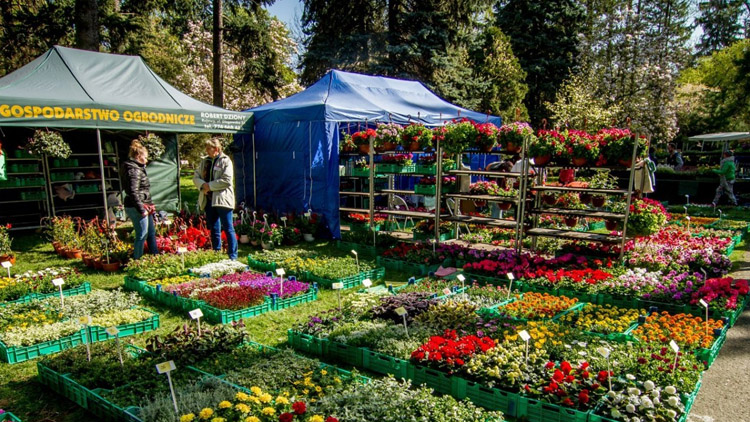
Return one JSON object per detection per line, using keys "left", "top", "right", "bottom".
{"left": 388, "top": 195, "right": 414, "bottom": 231}
{"left": 446, "top": 198, "right": 471, "bottom": 236}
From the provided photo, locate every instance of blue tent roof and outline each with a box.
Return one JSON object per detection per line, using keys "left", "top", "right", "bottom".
{"left": 248, "top": 70, "right": 502, "bottom": 126}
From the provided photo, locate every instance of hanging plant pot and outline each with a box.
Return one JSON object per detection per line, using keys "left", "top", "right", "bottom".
{"left": 505, "top": 142, "right": 521, "bottom": 153}
{"left": 102, "top": 261, "right": 121, "bottom": 272}
{"left": 261, "top": 241, "right": 274, "bottom": 250}
{"left": 250, "top": 239, "right": 259, "bottom": 247}
{"left": 381, "top": 141, "right": 397, "bottom": 151}
{"left": 564, "top": 217, "right": 578, "bottom": 227}
{"left": 533, "top": 155, "right": 551, "bottom": 166}
{"left": 605, "top": 220, "right": 620, "bottom": 231}
{"left": 303, "top": 233, "right": 315, "bottom": 242}
{"left": 341, "top": 144, "right": 356, "bottom": 153}
{"left": 0, "top": 254, "right": 16, "bottom": 265}
{"left": 407, "top": 141, "right": 421, "bottom": 151}
{"left": 579, "top": 193, "right": 593, "bottom": 205}
{"left": 423, "top": 146, "right": 435, "bottom": 153}
{"left": 497, "top": 202, "right": 513, "bottom": 210}
{"left": 618, "top": 158, "right": 633, "bottom": 167}
{"left": 239, "top": 234, "right": 250, "bottom": 244}
{"left": 358, "top": 144, "right": 370, "bottom": 154}
{"left": 542, "top": 193, "right": 557, "bottom": 206}
{"left": 572, "top": 157, "right": 588, "bottom": 167}
{"left": 592, "top": 196, "right": 606, "bottom": 208}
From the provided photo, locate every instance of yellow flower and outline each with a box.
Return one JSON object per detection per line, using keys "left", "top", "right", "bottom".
{"left": 245, "top": 417, "right": 260, "bottom": 422}
{"left": 315, "top": 386, "right": 322, "bottom": 393}
{"left": 262, "top": 407, "right": 276, "bottom": 416}
{"left": 250, "top": 386, "right": 262, "bottom": 396}
{"left": 248, "top": 396, "right": 260, "bottom": 404}
{"left": 235, "top": 403, "right": 250, "bottom": 413}
{"left": 310, "top": 416, "right": 325, "bottom": 422}
{"left": 260, "top": 393, "right": 273, "bottom": 403}
{"left": 276, "top": 396, "right": 290, "bottom": 405}
{"left": 303, "top": 389, "right": 309, "bottom": 395}
{"left": 199, "top": 408, "right": 214, "bottom": 420}
{"left": 236, "top": 392, "right": 250, "bottom": 402}
{"left": 218, "top": 401, "right": 232, "bottom": 409}
{"left": 211, "top": 418, "right": 226, "bottom": 422}
{"left": 320, "top": 369, "right": 328, "bottom": 376}
{"left": 180, "top": 414, "right": 195, "bottom": 422}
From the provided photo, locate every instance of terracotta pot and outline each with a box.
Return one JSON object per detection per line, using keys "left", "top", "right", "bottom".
{"left": 572, "top": 157, "right": 588, "bottom": 167}
{"left": 579, "top": 193, "right": 593, "bottom": 205}
{"left": 534, "top": 155, "right": 551, "bottom": 166}
{"left": 239, "top": 234, "right": 250, "bottom": 244}
{"left": 83, "top": 256, "right": 94, "bottom": 268}
{"left": 497, "top": 202, "right": 513, "bottom": 210}
{"left": 341, "top": 145, "right": 356, "bottom": 153}
{"left": 70, "top": 249, "right": 83, "bottom": 259}
{"left": 564, "top": 217, "right": 578, "bottom": 227}
{"left": 542, "top": 194, "right": 557, "bottom": 206}
{"left": 505, "top": 142, "right": 521, "bottom": 153}
{"left": 0, "top": 254, "right": 15, "bottom": 265}
{"left": 250, "top": 239, "right": 259, "bottom": 247}
{"left": 407, "top": 141, "right": 421, "bottom": 151}
{"left": 358, "top": 144, "right": 370, "bottom": 154}
{"left": 605, "top": 220, "right": 619, "bottom": 231}
{"left": 592, "top": 196, "right": 606, "bottom": 208}
{"left": 52, "top": 241, "right": 61, "bottom": 253}
{"left": 101, "top": 261, "right": 121, "bottom": 272}
{"left": 303, "top": 233, "right": 315, "bottom": 242}
{"left": 64, "top": 250, "right": 76, "bottom": 259}
{"left": 618, "top": 158, "right": 632, "bottom": 167}
{"left": 382, "top": 141, "right": 397, "bottom": 151}
{"left": 93, "top": 258, "right": 103, "bottom": 270}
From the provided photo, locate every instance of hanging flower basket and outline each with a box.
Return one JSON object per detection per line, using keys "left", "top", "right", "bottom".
{"left": 26, "top": 130, "right": 72, "bottom": 158}
{"left": 137, "top": 133, "right": 165, "bottom": 159}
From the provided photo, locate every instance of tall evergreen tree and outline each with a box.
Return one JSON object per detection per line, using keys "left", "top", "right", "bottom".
{"left": 696, "top": 0, "right": 745, "bottom": 56}
{"left": 495, "top": 0, "right": 584, "bottom": 125}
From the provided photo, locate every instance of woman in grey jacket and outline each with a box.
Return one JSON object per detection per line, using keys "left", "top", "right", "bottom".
{"left": 123, "top": 140, "right": 158, "bottom": 259}
{"left": 193, "top": 138, "right": 237, "bottom": 259}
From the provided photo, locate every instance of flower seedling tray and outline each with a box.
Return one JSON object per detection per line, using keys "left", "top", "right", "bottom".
{"left": 271, "top": 286, "right": 318, "bottom": 311}
{"left": 456, "top": 379, "right": 520, "bottom": 417}
{"left": 486, "top": 295, "right": 578, "bottom": 323}
{"left": 311, "top": 267, "right": 385, "bottom": 289}
{"left": 351, "top": 167, "right": 371, "bottom": 177}
{"left": 0, "top": 413, "right": 21, "bottom": 422}
{"left": 694, "top": 326, "right": 728, "bottom": 368}
{"left": 414, "top": 184, "right": 437, "bottom": 195}
{"left": 1, "top": 282, "right": 91, "bottom": 307}
{"left": 199, "top": 297, "right": 272, "bottom": 324}
{"left": 1, "top": 329, "right": 87, "bottom": 364}
{"left": 361, "top": 348, "right": 410, "bottom": 379}
{"left": 556, "top": 288, "right": 599, "bottom": 305}
{"left": 325, "top": 339, "right": 364, "bottom": 367}
{"left": 87, "top": 307, "right": 160, "bottom": 343}
{"left": 517, "top": 397, "right": 590, "bottom": 422}
{"left": 375, "top": 256, "right": 403, "bottom": 272}
{"left": 716, "top": 294, "right": 749, "bottom": 327}
{"left": 598, "top": 293, "right": 639, "bottom": 310}
{"left": 375, "top": 163, "right": 416, "bottom": 174}
{"left": 336, "top": 240, "right": 378, "bottom": 257}
{"left": 287, "top": 329, "right": 328, "bottom": 357}
{"left": 410, "top": 364, "right": 457, "bottom": 396}
{"left": 247, "top": 255, "right": 278, "bottom": 272}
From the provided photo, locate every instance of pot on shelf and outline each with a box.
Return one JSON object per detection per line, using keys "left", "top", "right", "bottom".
{"left": 533, "top": 155, "right": 551, "bottom": 166}
{"left": 381, "top": 141, "right": 397, "bottom": 151}
{"left": 261, "top": 241, "right": 274, "bottom": 250}
{"left": 497, "top": 202, "right": 513, "bottom": 211}
{"left": 605, "top": 220, "right": 620, "bottom": 231}
{"left": 572, "top": 157, "right": 588, "bottom": 167}
{"left": 564, "top": 217, "right": 578, "bottom": 227}
{"left": 358, "top": 144, "right": 370, "bottom": 155}
{"left": 618, "top": 158, "right": 632, "bottom": 167}
{"left": 591, "top": 195, "right": 606, "bottom": 208}
{"left": 407, "top": 141, "right": 421, "bottom": 151}
{"left": 542, "top": 193, "right": 557, "bottom": 206}
{"left": 505, "top": 142, "right": 521, "bottom": 153}
{"left": 480, "top": 144, "right": 495, "bottom": 153}
{"left": 579, "top": 192, "right": 593, "bottom": 205}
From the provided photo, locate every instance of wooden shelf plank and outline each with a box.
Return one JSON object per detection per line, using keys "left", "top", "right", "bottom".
{"left": 529, "top": 208, "right": 625, "bottom": 220}
{"left": 339, "top": 191, "right": 372, "bottom": 196}
{"left": 532, "top": 186, "right": 628, "bottom": 195}
{"left": 379, "top": 209, "right": 447, "bottom": 219}
{"left": 525, "top": 227, "right": 622, "bottom": 243}
{"left": 340, "top": 207, "right": 370, "bottom": 214}
{"left": 445, "top": 193, "right": 519, "bottom": 202}
{"left": 444, "top": 215, "right": 518, "bottom": 228}
{"left": 448, "top": 170, "right": 521, "bottom": 178}
{"left": 379, "top": 189, "right": 416, "bottom": 195}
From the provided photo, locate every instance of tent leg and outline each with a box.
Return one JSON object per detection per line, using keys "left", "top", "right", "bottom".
{"left": 96, "top": 129, "right": 109, "bottom": 223}
{"left": 252, "top": 133, "right": 257, "bottom": 209}
{"left": 176, "top": 133, "right": 182, "bottom": 211}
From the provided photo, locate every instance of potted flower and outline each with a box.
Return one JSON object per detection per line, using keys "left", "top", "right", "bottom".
{"left": 498, "top": 121, "right": 534, "bottom": 154}
{"left": 259, "top": 224, "right": 284, "bottom": 249}
{"left": 530, "top": 130, "right": 565, "bottom": 166}
{"left": 282, "top": 225, "right": 302, "bottom": 245}
{"left": 566, "top": 130, "right": 599, "bottom": 166}
{"left": 375, "top": 122, "right": 402, "bottom": 151}
{"left": 249, "top": 221, "right": 265, "bottom": 246}
{"left": 597, "top": 128, "right": 645, "bottom": 167}
{"left": 137, "top": 133, "right": 165, "bottom": 159}
{"left": 556, "top": 193, "right": 586, "bottom": 227}
{"left": 26, "top": 129, "right": 72, "bottom": 158}
{"left": 235, "top": 221, "right": 252, "bottom": 243}
{"left": 339, "top": 131, "right": 356, "bottom": 152}
{"left": 0, "top": 223, "right": 14, "bottom": 265}
{"left": 400, "top": 123, "right": 433, "bottom": 151}
{"left": 296, "top": 213, "right": 318, "bottom": 242}
{"left": 441, "top": 119, "right": 477, "bottom": 155}
{"left": 612, "top": 197, "right": 670, "bottom": 236}
{"left": 352, "top": 128, "right": 377, "bottom": 154}
{"left": 473, "top": 122, "right": 500, "bottom": 152}
{"left": 588, "top": 170, "right": 619, "bottom": 208}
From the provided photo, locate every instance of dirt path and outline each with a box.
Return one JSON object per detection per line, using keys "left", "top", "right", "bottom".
{"left": 688, "top": 248, "right": 750, "bottom": 422}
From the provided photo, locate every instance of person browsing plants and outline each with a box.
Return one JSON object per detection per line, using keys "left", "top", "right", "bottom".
{"left": 123, "top": 139, "right": 159, "bottom": 259}
{"left": 193, "top": 137, "right": 238, "bottom": 260}
{"left": 712, "top": 149, "right": 738, "bottom": 206}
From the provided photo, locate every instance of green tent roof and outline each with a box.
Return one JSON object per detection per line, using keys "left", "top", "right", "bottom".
{"left": 0, "top": 46, "right": 252, "bottom": 133}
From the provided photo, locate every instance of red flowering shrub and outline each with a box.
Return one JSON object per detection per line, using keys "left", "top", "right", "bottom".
{"left": 690, "top": 277, "right": 749, "bottom": 311}
{"left": 197, "top": 285, "right": 266, "bottom": 310}
{"left": 535, "top": 361, "right": 608, "bottom": 410}
{"left": 292, "top": 401, "right": 306, "bottom": 415}
{"left": 411, "top": 329, "right": 495, "bottom": 372}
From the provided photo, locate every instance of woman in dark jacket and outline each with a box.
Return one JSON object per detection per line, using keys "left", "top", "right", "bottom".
{"left": 123, "top": 140, "right": 158, "bottom": 259}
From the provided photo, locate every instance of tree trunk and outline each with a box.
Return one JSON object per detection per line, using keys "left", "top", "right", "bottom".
{"left": 75, "top": 0, "right": 99, "bottom": 51}
{"left": 212, "top": 0, "right": 224, "bottom": 107}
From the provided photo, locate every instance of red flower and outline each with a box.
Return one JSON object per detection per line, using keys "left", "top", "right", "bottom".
{"left": 326, "top": 418, "right": 339, "bottom": 422}
{"left": 560, "top": 361, "right": 572, "bottom": 374}
{"left": 552, "top": 370, "right": 565, "bottom": 383}
{"left": 279, "top": 413, "right": 294, "bottom": 422}
{"left": 292, "top": 401, "right": 306, "bottom": 415}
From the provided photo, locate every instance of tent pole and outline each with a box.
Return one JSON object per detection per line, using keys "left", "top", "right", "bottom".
{"left": 176, "top": 133, "right": 182, "bottom": 211}
{"left": 96, "top": 129, "right": 109, "bottom": 224}
{"left": 252, "top": 133, "right": 257, "bottom": 208}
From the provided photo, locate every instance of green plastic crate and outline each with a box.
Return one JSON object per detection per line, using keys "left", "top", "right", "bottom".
{"left": 351, "top": 167, "right": 371, "bottom": 177}
{"left": 375, "top": 163, "right": 415, "bottom": 174}
{"left": 336, "top": 240, "right": 378, "bottom": 257}
{"left": 376, "top": 256, "right": 403, "bottom": 271}
{"left": 287, "top": 330, "right": 327, "bottom": 357}
{"left": 0, "top": 412, "right": 22, "bottom": 421}
{"left": 87, "top": 308, "right": 160, "bottom": 343}
{"left": 458, "top": 379, "right": 520, "bottom": 417}
{"left": 312, "top": 267, "right": 385, "bottom": 289}
{"left": 52, "top": 158, "right": 79, "bottom": 168}
{"left": 588, "top": 403, "right": 619, "bottom": 422}
{"left": 717, "top": 295, "right": 748, "bottom": 327}
{"left": 518, "top": 397, "right": 590, "bottom": 422}
{"left": 0, "top": 329, "right": 87, "bottom": 364}
{"left": 557, "top": 288, "right": 599, "bottom": 305}
{"left": 410, "top": 365, "right": 455, "bottom": 396}
{"left": 0, "top": 281, "right": 90, "bottom": 308}
{"left": 414, "top": 164, "right": 438, "bottom": 175}
{"left": 414, "top": 184, "right": 437, "bottom": 195}
{"left": 694, "top": 327, "right": 727, "bottom": 368}
{"left": 200, "top": 297, "right": 272, "bottom": 324}
{"left": 50, "top": 171, "right": 75, "bottom": 182}
{"left": 75, "top": 184, "right": 100, "bottom": 194}
{"left": 599, "top": 293, "right": 639, "bottom": 310}
{"left": 247, "top": 256, "right": 278, "bottom": 272}
{"left": 20, "top": 191, "right": 46, "bottom": 200}
{"left": 362, "top": 349, "right": 410, "bottom": 379}
{"left": 681, "top": 377, "right": 702, "bottom": 417}
{"left": 326, "top": 340, "right": 364, "bottom": 367}
{"left": 272, "top": 287, "right": 318, "bottom": 311}
{"left": 413, "top": 230, "right": 454, "bottom": 242}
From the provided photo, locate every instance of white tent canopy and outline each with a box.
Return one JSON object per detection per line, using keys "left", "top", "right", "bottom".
{"left": 688, "top": 132, "right": 750, "bottom": 142}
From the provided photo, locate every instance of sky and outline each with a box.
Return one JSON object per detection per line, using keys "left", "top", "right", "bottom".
{"left": 266, "top": 0, "right": 303, "bottom": 32}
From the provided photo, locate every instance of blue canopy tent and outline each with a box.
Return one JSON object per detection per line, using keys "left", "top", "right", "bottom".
{"left": 235, "top": 70, "right": 502, "bottom": 237}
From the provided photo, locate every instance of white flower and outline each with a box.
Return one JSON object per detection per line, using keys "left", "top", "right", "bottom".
{"left": 628, "top": 388, "right": 641, "bottom": 396}
{"left": 667, "top": 410, "right": 677, "bottom": 418}
{"left": 611, "top": 409, "right": 622, "bottom": 418}
{"left": 668, "top": 397, "right": 679, "bottom": 407}
{"left": 643, "top": 380, "right": 655, "bottom": 391}
{"left": 626, "top": 374, "right": 636, "bottom": 381}
{"left": 665, "top": 386, "right": 677, "bottom": 395}
{"left": 626, "top": 404, "right": 636, "bottom": 413}
{"left": 608, "top": 391, "right": 618, "bottom": 399}
{"left": 641, "top": 397, "right": 654, "bottom": 408}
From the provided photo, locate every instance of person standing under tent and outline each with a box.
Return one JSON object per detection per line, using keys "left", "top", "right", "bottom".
{"left": 123, "top": 140, "right": 159, "bottom": 259}
{"left": 633, "top": 147, "right": 656, "bottom": 198}
{"left": 193, "top": 138, "right": 238, "bottom": 260}
{"left": 712, "top": 150, "right": 738, "bottom": 206}
{"left": 667, "top": 143, "right": 684, "bottom": 170}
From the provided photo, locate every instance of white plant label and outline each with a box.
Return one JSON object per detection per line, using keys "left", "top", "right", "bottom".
{"left": 518, "top": 330, "right": 531, "bottom": 342}
{"left": 669, "top": 340, "right": 680, "bottom": 353}
{"left": 699, "top": 299, "right": 708, "bottom": 308}
{"left": 507, "top": 272, "right": 515, "bottom": 280}
{"left": 597, "top": 347, "right": 611, "bottom": 358}
{"left": 442, "top": 288, "right": 452, "bottom": 296}
{"left": 1, "top": 261, "right": 11, "bottom": 268}
{"left": 362, "top": 278, "right": 372, "bottom": 288}
{"left": 394, "top": 307, "right": 408, "bottom": 316}
{"left": 78, "top": 316, "right": 92, "bottom": 325}
{"left": 156, "top": 360, "right": 176, "bottom": 374}
{"left": 106, "top": 327, "right": 120, "bottom": 336}
{"left": 52, "top": 278, "right": 65, "bottom": 287}
{"left": 456, "top": 274, "right": 465, "bottom": 282}
{"left": 276, "top": 268, "right": 286, "bottom": 276}
{"left": 332, "top": 282, "right": 344, "bottom": 290}
{"left": 177, "top": 247, "right": 188, "bottom": 254}
{"left": 189, "top": 309, "right": 203, "bottom": 319}
{"left": 351, "top": 250, "right": 358, "bottom": 255}
{"left": 304, "top": 212, "right": 311, "bottom": 218}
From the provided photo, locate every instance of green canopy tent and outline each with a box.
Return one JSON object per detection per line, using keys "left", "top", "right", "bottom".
{"left": 0, "top": 46, "right": 252, "bottom": 225}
